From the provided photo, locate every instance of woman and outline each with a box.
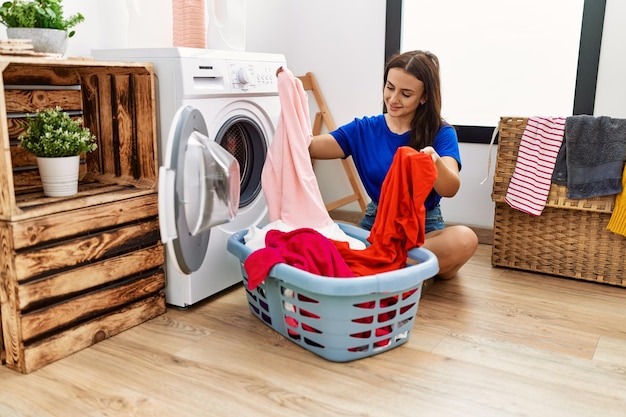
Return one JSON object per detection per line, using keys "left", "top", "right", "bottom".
{"left": 309, "top": 50, "right": 478, "bottom": 279}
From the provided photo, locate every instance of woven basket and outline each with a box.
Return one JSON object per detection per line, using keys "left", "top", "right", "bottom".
{"left": 492, "top": 117, "right": 625, "bottom": 286}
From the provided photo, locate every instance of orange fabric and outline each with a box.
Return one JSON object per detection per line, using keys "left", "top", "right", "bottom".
{"left": 333, "top": 146, "right": 437, "bottom": 275}
{"left": 606, "top": 164, "right": 626, "bottom": 237}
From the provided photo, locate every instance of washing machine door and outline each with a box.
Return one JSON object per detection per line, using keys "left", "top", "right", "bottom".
{"left": 158, "top": 106, "right": 241, "bottom": 274}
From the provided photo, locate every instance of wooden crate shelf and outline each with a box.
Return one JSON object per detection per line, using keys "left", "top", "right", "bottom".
{"left": 0, "top": 57, "right": 166, "bottom": 373}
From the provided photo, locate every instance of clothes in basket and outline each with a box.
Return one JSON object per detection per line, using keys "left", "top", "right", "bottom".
{"left": 227, "top": 222, "right": 439, "bottom": 362}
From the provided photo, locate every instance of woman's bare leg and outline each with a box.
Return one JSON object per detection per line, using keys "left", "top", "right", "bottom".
{"left": 421, "top": 225, "right": 478, "bottom": 279}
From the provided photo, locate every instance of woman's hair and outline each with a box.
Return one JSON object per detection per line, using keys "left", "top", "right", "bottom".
{"left": 383, "top": 50, "right": 443, "bottom": 150}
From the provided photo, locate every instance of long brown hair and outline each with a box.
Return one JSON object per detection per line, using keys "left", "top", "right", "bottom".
{"left": 383, "top": 50, "right": 443, "bottom": 150}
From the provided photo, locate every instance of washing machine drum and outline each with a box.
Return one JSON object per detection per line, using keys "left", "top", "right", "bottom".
{"left": 159, "top": 106, "right": 240, "bottom": 274}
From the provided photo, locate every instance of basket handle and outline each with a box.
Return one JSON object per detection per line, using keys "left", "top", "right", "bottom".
{"left": 480, "top": 124, "right": 500, "bottom": 185}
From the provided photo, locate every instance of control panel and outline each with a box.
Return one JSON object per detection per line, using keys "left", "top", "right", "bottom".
{"left": 228, "top": 61, "right": 279, "bottom": 92}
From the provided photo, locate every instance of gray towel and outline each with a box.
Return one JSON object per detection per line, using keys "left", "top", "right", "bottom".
{"left": 551, "top": 140, "right": 568, "bottom": 186}
{"left": 551, "top": 115, "right": 626, "bottom": 199}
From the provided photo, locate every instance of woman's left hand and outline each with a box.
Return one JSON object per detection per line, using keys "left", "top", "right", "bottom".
{"left": 420, "top": 147, "right": 461, "bottom": 197}
{"left": 420, "top": 146, "right": 439, "bottom": 164}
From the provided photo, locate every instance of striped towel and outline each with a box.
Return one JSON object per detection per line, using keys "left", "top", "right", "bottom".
{"left": 505, "top": 116, "right": 566, "bottom": 216}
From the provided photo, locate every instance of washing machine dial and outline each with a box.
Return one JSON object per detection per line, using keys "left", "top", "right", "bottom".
{"left": 237, "top": 67, "right": 252, "bottom": 85}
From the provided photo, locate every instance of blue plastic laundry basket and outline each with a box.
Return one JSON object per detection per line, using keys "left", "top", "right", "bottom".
{"left": 226, "top": 222, "right": 439, "bottom": 362}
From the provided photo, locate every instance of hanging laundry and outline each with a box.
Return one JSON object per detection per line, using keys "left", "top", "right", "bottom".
{"left": 261, "top": 66, "right": 334, "bottom": 229}
{"left": 247, "top": 66, "right": 365, "bottom": 250}
{"left": 504, "top": 116, "right": 566, "bottom": 215}
{"left": 553, "top": 115, "right": 626, "bottom": 199}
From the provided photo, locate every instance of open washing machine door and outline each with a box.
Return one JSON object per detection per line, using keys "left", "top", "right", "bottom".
{"left": 158, "top": 106, "right": 240, "bottom": 274}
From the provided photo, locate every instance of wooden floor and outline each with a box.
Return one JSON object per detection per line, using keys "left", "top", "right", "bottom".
{"left": 2, "top": 244, "right": 626, "bottom": 416}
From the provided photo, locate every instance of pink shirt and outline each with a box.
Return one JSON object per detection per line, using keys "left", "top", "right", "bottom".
{"left": 261, "top": 67, "right": 334, "bottom": 228}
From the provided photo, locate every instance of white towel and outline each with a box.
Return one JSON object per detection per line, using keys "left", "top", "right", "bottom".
{"left": 504, "top": 116, "right": 566, "bottom": 216}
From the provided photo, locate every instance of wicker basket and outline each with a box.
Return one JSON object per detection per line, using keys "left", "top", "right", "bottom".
{"left": 492, "top": 117, "right": 625, "bottom": 286}
{"left": 227, "top": 222, "right": 439, "bottom": 362}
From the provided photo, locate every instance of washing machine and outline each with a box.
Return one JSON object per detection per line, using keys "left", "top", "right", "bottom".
{"left": 93, "top": 47, "right": 286, "bottom": 307}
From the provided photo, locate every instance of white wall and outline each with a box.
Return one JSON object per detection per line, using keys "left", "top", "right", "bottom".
{"left": 28, "top": 0, "right": 626, "bottom": 228}
{"left": 62, "top": 0, "right": 130, "bottom": 52}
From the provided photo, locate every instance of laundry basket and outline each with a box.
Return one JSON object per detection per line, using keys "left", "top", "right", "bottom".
{"left": 226, "top": 222, "right": 439, "bottom": 362}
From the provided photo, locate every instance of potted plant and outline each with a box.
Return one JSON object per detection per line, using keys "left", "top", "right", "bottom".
{"left": 19, "top": 106, "right": 97, "bottom": 197}
{"left": 0, "top": 0, "right": 85, "bottom": 55}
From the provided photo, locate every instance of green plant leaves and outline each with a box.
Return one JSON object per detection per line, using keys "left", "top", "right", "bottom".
{"left": 0, "top": 0, "right": 84, "bottom": 36}
{"left": 19, "top": 106, "right": 97, "bottom": 158}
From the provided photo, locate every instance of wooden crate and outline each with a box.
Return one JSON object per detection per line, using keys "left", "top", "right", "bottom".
{"left": 491, "top": 117, "right": 626, "bottom": 286}
{"left": 0, "top": 57, "right": 166, "bottom": 373}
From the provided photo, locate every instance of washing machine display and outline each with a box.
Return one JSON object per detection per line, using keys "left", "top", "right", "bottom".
{"left": 92, "top": 47, "right": 286, "bottom": 307}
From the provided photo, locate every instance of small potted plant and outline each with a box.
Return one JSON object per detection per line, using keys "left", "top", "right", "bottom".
{"left": 0, "top": 0, "right": 85, "bottom": 55}
{"left": 19, "top": 106, "right": 97, "bottom": 197}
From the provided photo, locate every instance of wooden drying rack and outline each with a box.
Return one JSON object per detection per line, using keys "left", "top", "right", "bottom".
{"left": 297, "top": 72, "right": 367, "bottom": 213}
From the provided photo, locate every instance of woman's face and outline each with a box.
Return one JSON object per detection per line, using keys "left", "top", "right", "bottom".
{"left": 384, "top": 68, "right": 425, "bottom": 119}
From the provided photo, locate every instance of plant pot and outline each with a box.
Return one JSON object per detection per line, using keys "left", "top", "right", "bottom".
{"left": 36, "top": 155, "right": 80, "bottom": 197}
{"left": 6, "top": 27, "right": 68, "bottom": 55}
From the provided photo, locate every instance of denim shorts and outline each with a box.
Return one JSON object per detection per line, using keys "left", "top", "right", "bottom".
{"left": 359, "top": 201, "right": 445, "bottom": 233}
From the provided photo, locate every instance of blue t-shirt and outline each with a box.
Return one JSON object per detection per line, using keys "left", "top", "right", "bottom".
{"left": 330, "top": 114, "right": 461, "bottom": 210}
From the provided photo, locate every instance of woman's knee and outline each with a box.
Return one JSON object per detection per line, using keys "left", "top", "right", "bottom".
{"left": 454, "top": 225, "right": 479, "bottom": 257}
{"left": 423, "top": 225, "right": 478, "bottom": 279}
{"left": 429, "top": 225, "right": 478, "bottom": 256}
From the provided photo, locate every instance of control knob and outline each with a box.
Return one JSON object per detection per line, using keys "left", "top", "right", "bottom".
{"left": 237, "top": 67, "right": 252, "bottom": 85}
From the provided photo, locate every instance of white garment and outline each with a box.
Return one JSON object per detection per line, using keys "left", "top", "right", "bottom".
{"left": 244, "top": 220, "right": 366, "bottom": 251}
